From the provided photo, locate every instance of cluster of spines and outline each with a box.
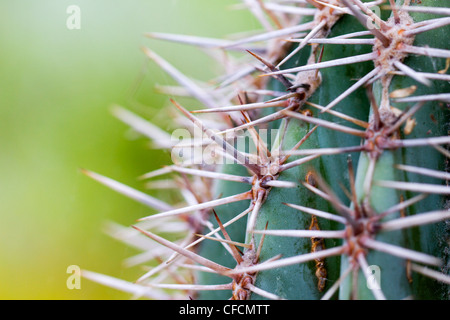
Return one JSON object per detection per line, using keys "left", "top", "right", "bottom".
{"left": 82, "top": 0, "right": 450, "bottom": 300}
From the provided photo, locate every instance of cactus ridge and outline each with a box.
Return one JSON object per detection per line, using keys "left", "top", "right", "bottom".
{"left": 82, "top": 0, "right": 450, "bottom": 300}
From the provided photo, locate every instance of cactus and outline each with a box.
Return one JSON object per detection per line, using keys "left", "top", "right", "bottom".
{"left": 82, "top": 0, "right": 450, "bottom": 300}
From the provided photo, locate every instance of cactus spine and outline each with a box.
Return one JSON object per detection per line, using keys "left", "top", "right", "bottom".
{"left": 82, "top": 0, "right": 450, "bottom": 300}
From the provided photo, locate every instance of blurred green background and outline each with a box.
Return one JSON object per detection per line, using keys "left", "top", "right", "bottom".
{"left": 0, "top": 0, "right": 255, "bottom": 299}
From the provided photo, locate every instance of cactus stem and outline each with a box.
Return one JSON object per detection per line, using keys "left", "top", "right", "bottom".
{"left": 83, "top": 0, "right": 450, "bottom": 300}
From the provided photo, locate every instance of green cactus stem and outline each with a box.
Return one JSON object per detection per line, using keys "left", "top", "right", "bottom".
{"left": 81, "top": 0, "right": 450, "bottom": 300}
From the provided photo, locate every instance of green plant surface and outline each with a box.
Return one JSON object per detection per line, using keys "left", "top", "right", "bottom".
{"left": 78, "top": 0, "right": 450, "bottom": 301}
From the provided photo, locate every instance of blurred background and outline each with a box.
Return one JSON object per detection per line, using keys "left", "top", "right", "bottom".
{"left": 0, "top": 0, "right": 255, "bottom": 299}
